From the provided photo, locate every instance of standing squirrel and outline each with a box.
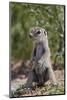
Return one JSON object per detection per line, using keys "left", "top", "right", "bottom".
{"left": 25, "top": 27, "right": 57, "bottom": 88}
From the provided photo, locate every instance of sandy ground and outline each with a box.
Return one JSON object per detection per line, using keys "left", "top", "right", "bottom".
{"left": 11, "top": 69, "right": 64, "bottom": 92}
{"left": 10, "top": 60, "right": 64, "bottom": 97}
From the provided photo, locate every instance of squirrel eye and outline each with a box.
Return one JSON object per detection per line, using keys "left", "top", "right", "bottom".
{"left": 36, "top": 31, "right": 40, "bottom": 34}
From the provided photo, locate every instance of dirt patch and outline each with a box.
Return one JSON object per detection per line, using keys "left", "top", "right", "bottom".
{"left": 10, "top": 61, "right": 65, "bottom": 97}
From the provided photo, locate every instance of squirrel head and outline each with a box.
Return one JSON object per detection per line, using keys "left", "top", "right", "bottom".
{"left": 29, "top": 27, "right": 48, "bottom": 43}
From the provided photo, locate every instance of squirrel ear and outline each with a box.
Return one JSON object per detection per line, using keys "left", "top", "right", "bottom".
{"left": 44, "top": 30, "right": 47, "bottom": 35}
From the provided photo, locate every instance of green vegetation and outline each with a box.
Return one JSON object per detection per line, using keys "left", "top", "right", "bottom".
{"left": 10, "top": 2, "right": 65, "bottom": 67}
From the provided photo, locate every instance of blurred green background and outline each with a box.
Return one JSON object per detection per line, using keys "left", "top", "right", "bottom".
{"left": 10, "top": 2, "right": 65, "bottom": 68}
